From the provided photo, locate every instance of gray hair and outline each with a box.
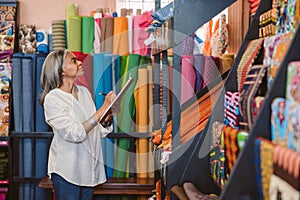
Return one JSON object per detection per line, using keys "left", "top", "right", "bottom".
{"left": 39, "top": 49, "right": 68, "bottom": 104}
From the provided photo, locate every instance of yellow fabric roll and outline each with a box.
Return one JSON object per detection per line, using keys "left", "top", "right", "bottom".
{"left": 66, "top": 3, "right": 77, "bottom": 46}
{"left": 113, "top": 17, "right": 129, "bottom": 56}
{"left": 68, "top": 16, "right": 82, "bottom": 52}
{"left": 134, "top": 68, "right": 149, "bottom": 178}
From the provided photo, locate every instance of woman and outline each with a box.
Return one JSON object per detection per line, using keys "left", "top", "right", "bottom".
{"left": 39, "top": 49, "right": 116, "bottom": 200}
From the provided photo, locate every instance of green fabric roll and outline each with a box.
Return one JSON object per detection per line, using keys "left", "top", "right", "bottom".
{"left": 114, "top": 54, "right": 141, "bottom": 178}
{"left": 68, "top": 16, "right": 82, "bottom": 52}
{"left": 139, "top": 55, "right": 151, "bottom": 67}
{"left": 66, "top": 3, "right": 77, "bottom": 18}
{"left": 82, "top": 16, "right": 94, "bottom": 53}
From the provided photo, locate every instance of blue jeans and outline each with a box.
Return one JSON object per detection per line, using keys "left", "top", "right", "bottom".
{"left": 51, "top": 173, "right": 94, "bottom": 200}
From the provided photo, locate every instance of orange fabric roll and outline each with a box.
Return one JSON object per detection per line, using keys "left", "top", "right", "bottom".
{"left": 134, "top": 68, "right": 149, "bottom": 178}
{"left": 113, "top": 17, "right": 129, "bottom": 56}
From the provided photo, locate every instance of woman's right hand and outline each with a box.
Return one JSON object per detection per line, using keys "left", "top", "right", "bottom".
{"left": 94, "top": 91, "right": 116, "bottom": 124}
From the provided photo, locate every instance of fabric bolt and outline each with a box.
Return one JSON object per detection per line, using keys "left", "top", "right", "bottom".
{"left": 73, "top": 52, "right": 94, "bottom": 96}
{"left": 203, "top": 20, "right": 213, "bottom": 56}
{"left": 269, "top": 32, "right": 293, "bottom": 88}
{"left": 202, "top": 56, "right": 220, "bottom": 89}
{"left": 252, "top": 96, "right": 265, "bottom": 120}
{"left": 113, "top": 17, "right": 129, "bottom": 56}
{"left": 19, "top": 24, "right": 36, "bottom": 54}
{"left": 287, "top": 102, "right": 300, "bottom": 152}
{"left": 100, "top": 17, "right": 114, "bottom": 53}
{"left": 34, "top": 53, "right": 48, "bottom": 200}
{"left": 286, "top": 61, "right": 300, "bottom": 102}
{"left": 81, "top": 16, "right": 94, "bottom": 54}
{"left": 0, "top": 94, "right": 9, "bottom": 137}
{"left": 93, "top": 13, "right": 101, "bottom": 54}
{"left": 132, "top": 12, "right": 152, "bottom": 55}
{"left": 220, "top": 53, "right": 234, "bottom": 74}
{"left": 22, "top": 55, "right": 36, "bottom": 200}
{"left": 210, "top": 121, "right": 226, "bottom": 188}
{"left": 36, "top": 29, "right": 49, "bottom": 53}
{"left": 181, "top": 35, "right": 194, "bottom": 56}
{"left": 263, "top": 35, "right": 281, "bottom": 67}
{"left": 254, "top": 139, "right": 263, "bottom": 199}
{"left": 0, "top": 62, "right": 11, "bottom": 80}
{"left": 0, "top": 6, "right": 16, "bottom": 21}
{"left": 181, "top": 55, "right": 196, "bottom": 104}
{"left": 134, "top": 68, "right": 149, "bottom": 178}
{"left": 51, "top": 20, "right": 66, "bottom": 50}
{"left": 115, "top": 54, "right": 140, "bottom": 177}
{"left": 224, "top": 91, "right": 239, "bottom": 130}
{"left": 0, "top": 21, "right": 15, "bottom": 51}
{"left": 65, "top": 3, "right": 77, "bottom": 46}
{"left": 271, "top": 98, "right": 290, "bottom": 147}
{"left": 210, "top": 14, "right": 229, "bottom": 57}
{"left": 126, "top": 15, "right": 133, "bottom": 54}
{"left": 260, "top": 139, "right": 274, "bottom": 200}
{"left": 93, "top": 53, "right": 106, "bottom": 110}
{"left": 193, "top": 54, "right": 205, "bottom": 93}
{"left": 102, "top": 54, "right": 115, "bottom": 178}
{"left": 68, "top": 16, "right": 82, "bottom": 52}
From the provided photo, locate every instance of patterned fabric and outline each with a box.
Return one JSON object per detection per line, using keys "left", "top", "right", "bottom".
{"left": 0, "top": 62, "right": 11, "bottom": 80}
{"left": 202, "top": 56, "right": 220, "bottom": 89}
{"left": 271, "top": 98, "right": 290, "bottom": 147}
{"left": 181, "top": 35, "right": 194, "bottom": 56}
{"left": 0, "top": 6, "right": 16, "bottom": 21}
{"left": 252, "top": 96, "right": 265, "bottom": 120}
{"left": 239, "top": 65, "right": 268, "bottom": 130}
{"left": 269, "top": 175, "right": 300, "bottom": 200}
{"left": 210, "top": 14, "right": 229, "bottom": 58}
{"left": 269, "top": 32, "right": 293, "bottom": 88}
{"left": 237, "top": 38, "right": 264, "bottom": 92}
{"left": 275, "top": 0, "right": 296, "bottom": 34}
{"left": 260, "top": 139, "right": 274, "bottom": 200}
{"left": 223, "top": 126, "right": 239, "bottom": 173}
{"left": 19, "top": 24, "right": 36, "bottom": 53}
{"left": 263, "top": 35, "right": 281, "bottom": 67}
{"left": 259, "top": 8, "right": 277, "bottom": 38}
{"left": 224, "top": 91, "right": 239, "bottom": 129}
{"left": 210, "top": 121, "right": 226, "bottom": 187}
{"left": 286, "top": 61, "right": 300, "bottom": 102}
{"left": 0, "top": 94, "right": 9, "bottom": 136}
{"left": 287, "top": 102, "right": 300, "bottom": 152}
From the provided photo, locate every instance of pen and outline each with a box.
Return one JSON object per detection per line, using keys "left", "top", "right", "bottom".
{"left": 98, "top": 92, "right": 108, "bottom": 96}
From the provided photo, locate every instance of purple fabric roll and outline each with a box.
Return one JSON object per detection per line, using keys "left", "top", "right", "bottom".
{"left": 181, "top": 35, "right": 194, "bottom": 56}
{"left": 193, "top": 54, "right": 205, "bottom": 93}
{"left": 181, "top": 55, "right": 196, "bottom": 104}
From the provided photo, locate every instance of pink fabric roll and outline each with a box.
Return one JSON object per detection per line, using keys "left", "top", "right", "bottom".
{"left": 132, "top": 12, "right": 152, "bottom": 55}
{"left": 181, "top": 55, "right": 196, "bottom": 104}
{"left": 93, "top": 13, "right": 102, "bottom": 53}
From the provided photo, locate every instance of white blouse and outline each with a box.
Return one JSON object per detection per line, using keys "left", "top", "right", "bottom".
{"left": 44, "top": 85, "right": 112, "bottom": 187}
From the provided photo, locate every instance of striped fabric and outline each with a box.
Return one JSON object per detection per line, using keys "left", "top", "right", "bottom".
{"left": 51, "top": 20, "right": 66, "bottom": 50}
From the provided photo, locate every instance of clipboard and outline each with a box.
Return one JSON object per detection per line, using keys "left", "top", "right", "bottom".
{"left": 99, "top": 77, "right": 134, "bottom": 122}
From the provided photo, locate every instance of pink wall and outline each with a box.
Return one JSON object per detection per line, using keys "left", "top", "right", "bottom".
{"left": 18, "top": 0, "right": 116, "bottom": 29}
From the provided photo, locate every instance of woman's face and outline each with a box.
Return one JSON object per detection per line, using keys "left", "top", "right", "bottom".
{"left": 62, "top": 52, "right": 83, "bottom": 78}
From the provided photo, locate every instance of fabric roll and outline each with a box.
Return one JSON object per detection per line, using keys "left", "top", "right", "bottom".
{"left": 202, "top": 56, "right": 220, "bottom": 89}
{"left": 82, "top": 16, "right": 94, "bottom": 53}
{"left": 100, "top": 17, "right": 114, "bottom": 53}
{"left": 93, "top": 13, "right": 102, "bottom": 53}
{"left": 134, "top": 68, "right": 149, "bottom": 178}
{"left": 115, "top": 54, "right": 140, "bottom": 177}
{"left": 181, "top": 55, "right": 196, "bottom": 104}
{"left": 102, "top": 54, "right": 114, "bottom": 178}
{"left": 132, "top": 12, "right": 152, "bottom": 55}
{"left": 34, "top": 53, "right": 48, "bottom": 200}
{"left": 48, "top": 32, "right": 53, "bottom": 52}
{"left": 36, "top": 29, "right": 49, "bottom": 53}
{"left": 147, "top": 65, "right": 154, "bottom": 178}
{"left": 65, "top": 3, "right": 77, "bottom": 44}
{"left": 22, "top": 54, "right": 36, "bottom": 200}
{"left": 68, "top": 16, "right": 82, "bottom": 52}
{"left": 112, "top": 55, "right": 120, "bottom": 131}
{"left": 193, "top": 54, "right": 205, "bottom": 93}
{"left": 181, "top": 35, "right": 194, "bottom": 56}
{"left": 113, "top": 17, "right": 129, "bottom": 56}
{"left": 51, "top": 20, "right": 66, "bottom": 50}
{"left": 73, "top": 52, "right": 94, "bottom": 96}
{"left": 93, "top": 53, "right": 105, "bottom": 109}
{"left": 19, "top": 25, "right": 36, "bottom": 54}
{"left": 220, "top": 53, "right": 234, "bottom": 74}
{"left": 126, "top": 15, "right": 133, "bottom": 54}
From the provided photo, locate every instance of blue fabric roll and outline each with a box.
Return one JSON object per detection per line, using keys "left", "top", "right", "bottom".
{"left": 103, "top": 54, "right": 114, "bottom": 178}
{"left": 34, "top": 53, "right": 48, "bottom": 200}
{"left": 22, "top": 54, "right": 36, "bottom": 200}
{"left": 12, "top": 53, "right": 24, "bottom": 199}
{"left": 48, "top": 34, "right": 53, "bottom": 52}
{"left": 93, "top": 53, "right": 105, "bottom": 109}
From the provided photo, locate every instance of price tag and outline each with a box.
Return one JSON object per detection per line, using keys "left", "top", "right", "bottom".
{"left": 144, "top": 33, "right": 155, "bottom": 46}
